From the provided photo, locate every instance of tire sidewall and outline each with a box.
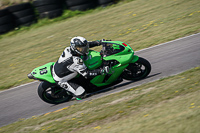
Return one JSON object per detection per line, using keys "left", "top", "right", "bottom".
{"left": 8, "top": 3, "right": 32, "bottom": 12}
{"left": 36, "top": 5, "right": 62, "bottom": 13}
{"left": 98, "top": 0, "right": 113, "bottom": 5}
{"left": 69, "top": 2, "right": 95, "bottom": 11}
{"left": 38, "top": 81, "right": 73, "bottom": 104}
{"left": 66, "top": 0, "right": 92, "bottom": 7}
{"left": 12, "top": 8, "right": 35, "bottom": 19}
{"left": 122, "top": 57, "right": 151, "bottom": 81}
{"left": 0, "top": 23, "right": 14, "bottom": 34}
{"left": 0, "top": 8, "right": 9, "bottom": 17}
{"left": 15, "top": 15, "right": 36, "bottom": 26}
{"left": 0, "top": 15, "right": 13, "bottom": 25}
{"left": 33, "top": 0, "right": 60, "bottom": 7}
{"left": 39, "top": 9, "right": 63, "bottom": 19}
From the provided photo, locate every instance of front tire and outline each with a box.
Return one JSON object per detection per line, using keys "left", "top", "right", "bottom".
{"left": 38, "top": 81, "right": 73, "bottom": 104}
{"left": 122, "top": 57, "right": 151, "bottom": 81}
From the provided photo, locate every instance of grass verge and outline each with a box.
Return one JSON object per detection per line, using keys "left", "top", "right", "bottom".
{"left": 0, "top": 66, "right": 199, "bottom": 132}
{"left": 0, "top": 0, "right": 200, "bottom": 90}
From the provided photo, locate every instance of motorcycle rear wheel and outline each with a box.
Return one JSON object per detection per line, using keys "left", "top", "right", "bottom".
{"left": 38, "top": 81, "right": 73, "bottom": 104}
{"left": 122, "top": 57, "right": 151, "bottom": 81}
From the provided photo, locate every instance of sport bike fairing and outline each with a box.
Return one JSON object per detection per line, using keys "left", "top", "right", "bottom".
{"left": 29, "top": 41, "right": 136, "bottom": 87}
{"left": 83, "top": 41, "right": 135, "bottom": 87}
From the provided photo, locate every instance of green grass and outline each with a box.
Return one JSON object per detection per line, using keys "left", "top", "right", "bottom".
{"left": 0, "top": 0, "right": 200, "bottom": 90}
{"left": 0, "top": 66, "right": 199, "bottom": 133}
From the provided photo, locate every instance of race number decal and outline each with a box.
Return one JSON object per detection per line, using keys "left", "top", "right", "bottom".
{"left": 39, "top": 67, "right": 48, "bottom": 75}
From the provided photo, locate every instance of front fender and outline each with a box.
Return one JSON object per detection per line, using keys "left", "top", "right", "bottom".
{"left": 130, "top": 55, "right": 139, "bottom": 63}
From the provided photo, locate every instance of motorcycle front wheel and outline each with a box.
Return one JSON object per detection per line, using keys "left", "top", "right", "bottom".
{"left": 121, "top": 57, "right": 151, "bottom": 81}
{"left": 38, "top": 81, "right": 73, "bottom": 104}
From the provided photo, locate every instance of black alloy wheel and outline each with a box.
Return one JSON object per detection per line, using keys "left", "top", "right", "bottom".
{"left": 122, "top": 57, "right": 151, "bottom": 81}
{"left": 38, "top": 81, "right": 73, "bottom": 104}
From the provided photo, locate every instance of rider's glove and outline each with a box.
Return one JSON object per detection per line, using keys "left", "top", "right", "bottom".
{"left": 97, "top": 39, "right": 105, "bottom": 45}
{"left": 97, "top": 39, "right": 112, "bottom": 46}
{"left": 100, "top": 39, "right": 106, "bottom": 44}
{"left": 100, "top": 66, "right": 110, "bottom": 75}
{"left": 101, "top": 39, "right": 112, "bottom": 41}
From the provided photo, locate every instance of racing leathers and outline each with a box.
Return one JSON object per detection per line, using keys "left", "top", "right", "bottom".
{"left": 52, "top": 41, "right": 107, "bottom": 98}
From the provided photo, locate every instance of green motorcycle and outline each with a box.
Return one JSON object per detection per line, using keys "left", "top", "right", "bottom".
{"left": 28, "top": 41, "right": 151, "bottom": 104}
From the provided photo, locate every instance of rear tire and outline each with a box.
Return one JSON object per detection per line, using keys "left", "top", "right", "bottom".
{"left": 122, "top": 57, "right": 151, "bottom": 81}
{"left": 38, "top": 81, "right": 73, "bottom": 104}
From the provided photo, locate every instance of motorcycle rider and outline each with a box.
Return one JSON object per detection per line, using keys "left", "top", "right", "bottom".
{"left": 52, "top": 36, "right": 109, "bottom": 99}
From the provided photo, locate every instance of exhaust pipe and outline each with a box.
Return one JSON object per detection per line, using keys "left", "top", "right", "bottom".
{"left": 27, "top": 73, "right": 35, "bottom": 79}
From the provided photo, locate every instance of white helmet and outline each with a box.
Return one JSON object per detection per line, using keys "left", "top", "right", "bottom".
{"left": 70, "top": 36, "right": 89, "bottom": 55}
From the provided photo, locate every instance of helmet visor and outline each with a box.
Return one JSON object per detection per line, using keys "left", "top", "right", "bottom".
{"left": 76, "top": 44, "right": 89, "bottom": 55}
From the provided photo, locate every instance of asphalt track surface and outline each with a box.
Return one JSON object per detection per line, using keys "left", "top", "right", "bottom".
{"left": 0, "top": 33, "right": 200, "bottom": 127}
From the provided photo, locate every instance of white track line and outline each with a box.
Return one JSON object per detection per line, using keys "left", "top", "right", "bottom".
{"left": 136, "top": 32, "right": 200, "bottom": 53}
{"left": 0, "top": 81, "right": 38, "bottom": 94}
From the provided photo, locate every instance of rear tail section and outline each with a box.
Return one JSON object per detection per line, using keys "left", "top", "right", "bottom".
{"left": 28, "top": 62, "right": 56, "bottom": 83}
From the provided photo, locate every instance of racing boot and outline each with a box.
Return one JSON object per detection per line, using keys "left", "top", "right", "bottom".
{"left": 59, "top": 81, "right": 86, "bottom": 100}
